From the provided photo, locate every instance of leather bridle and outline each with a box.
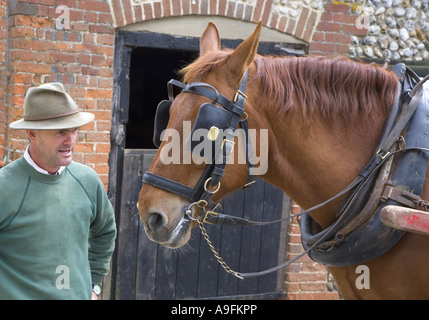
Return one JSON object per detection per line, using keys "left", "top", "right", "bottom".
{"left": 143, "top": 70, "right": 255, "bottom": 211}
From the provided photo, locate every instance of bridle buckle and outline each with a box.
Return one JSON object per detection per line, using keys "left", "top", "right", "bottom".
{"left": 234, "top": 89, "right": 248, "bottom": 103}
{"left": 202, "top": 210, "right": 218, "bottom": 224}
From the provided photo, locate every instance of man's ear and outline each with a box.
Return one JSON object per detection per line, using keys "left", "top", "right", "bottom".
{"left": 26, "top": 130, "right": 37, "bottom": 141}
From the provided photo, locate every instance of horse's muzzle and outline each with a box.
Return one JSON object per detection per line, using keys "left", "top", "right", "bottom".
{"left": 143, "top": 209, "right": 193, "bottom": 248}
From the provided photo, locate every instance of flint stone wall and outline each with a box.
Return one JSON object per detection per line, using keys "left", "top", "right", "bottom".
{"left": 345, "top": 0, "right": 428, "bottom": 60}
{"left": 272, "top": 0, "right": 429, "bottom": 60}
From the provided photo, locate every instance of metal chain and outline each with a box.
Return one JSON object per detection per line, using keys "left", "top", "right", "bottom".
{"left": 185, "top": 201, "right": 243, "bottom": 279}
{"left": 196, "top": 218, "right": 244, "bottom": 280}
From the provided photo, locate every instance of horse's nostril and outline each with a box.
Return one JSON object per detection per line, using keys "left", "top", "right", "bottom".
{"left": 148, "top": 212, "right": 167, "bottom": 233}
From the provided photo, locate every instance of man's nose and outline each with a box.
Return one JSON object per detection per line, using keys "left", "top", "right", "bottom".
{"left": 64, "top": 131, "right": 77, "bottom": 145}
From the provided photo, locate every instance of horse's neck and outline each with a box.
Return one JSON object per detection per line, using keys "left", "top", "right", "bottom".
{"left": 263, "top": 110, "right": 387, "bottom": 229}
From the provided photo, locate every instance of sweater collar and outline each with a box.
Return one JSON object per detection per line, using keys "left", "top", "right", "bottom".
{"left": 24, "top": 145, "right": 66, "bottom": 176}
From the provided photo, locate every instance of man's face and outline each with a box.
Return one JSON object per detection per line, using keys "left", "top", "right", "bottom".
{"left": 27, "top": 128, "right": 79, "bottom": 174}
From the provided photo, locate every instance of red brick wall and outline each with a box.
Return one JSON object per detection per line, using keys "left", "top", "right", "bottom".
{"left": 0, "top": 0, "right": 7, "bottom": 168}
{"left": 0, "top": 0, "right": 114, "bottom": 188}
{"left": 284, "top": 203, "right": 340, "bottom": 300}
{"left": 110, "top": 0, "right": 320, "bottom": 44}
{"left": 309, "top": 2, "right": 368, "bottom": 55}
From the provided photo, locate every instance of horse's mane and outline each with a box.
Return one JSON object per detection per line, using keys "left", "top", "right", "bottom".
{"left": 253, "top": 55, "right": 399, "bottom": 122}
{"left": 181, "top": 52, "right": 399, "bottom": 123}
{"left": 180, "top": 50, "right": 232, "bottom": 82}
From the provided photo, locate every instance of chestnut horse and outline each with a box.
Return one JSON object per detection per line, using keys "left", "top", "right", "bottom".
{"left": 138, "top": 21, "right": 429, "bottom": 299}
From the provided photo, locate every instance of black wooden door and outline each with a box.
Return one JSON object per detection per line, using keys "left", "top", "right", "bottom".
{"left": 113, "top": 149, "right": 289, "bottom": 299}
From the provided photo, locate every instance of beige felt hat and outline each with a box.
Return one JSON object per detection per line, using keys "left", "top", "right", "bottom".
{"left": 9, "top": 82, "right": 95, "bottom": 130}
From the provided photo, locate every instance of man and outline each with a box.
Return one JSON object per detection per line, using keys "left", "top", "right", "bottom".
{"left": 0, "top": 83, "right": 116, "bottom": 299}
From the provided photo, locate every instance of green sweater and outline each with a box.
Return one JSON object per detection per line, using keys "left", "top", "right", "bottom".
{"left": 0, "top": 157, "right": 116, "bottom": 299}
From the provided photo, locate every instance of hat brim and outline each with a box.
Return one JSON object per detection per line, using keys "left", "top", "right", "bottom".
{"left": 9, "top": 112, "right": 95, "bottom": 130}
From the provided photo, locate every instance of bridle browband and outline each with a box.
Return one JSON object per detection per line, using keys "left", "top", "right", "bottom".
{"left": 143, "top": 70, "right": 255, "bottom": 209}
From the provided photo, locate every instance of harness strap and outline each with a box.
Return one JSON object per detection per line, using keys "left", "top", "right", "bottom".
{"left": 204, "top": 73, "right": 429, "bottom": 229}
{"left": 143, "top": 171, "right": 194, "bottom": 200}
{"left": 210, "top": 71, "right": 249, "bottom": 187}
{"left": 376, "top": 79, "right": 424, "bottom": 159}
{"left": 239, "top": 117, "right": 256, "bottom": 189}
{"left": 211, "top": 128, "right": 236, "bottom": 187}
{"left": 168, "top": 79, "right": 245, "bottom": 117}
{"left": 203, "top": 172, "right": 365, "bottom": 225}
{"left": 235, "top": 198, "right": 365, "bottom": 278}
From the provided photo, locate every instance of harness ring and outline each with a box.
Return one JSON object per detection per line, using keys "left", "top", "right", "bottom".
{"left": 185, "top": 202, "right": 202, "bottom": 222}
{"left": 204, "top": 177, "right": 221, "bottom": 194}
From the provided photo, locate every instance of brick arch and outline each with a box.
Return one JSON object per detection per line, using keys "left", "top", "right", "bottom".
{"left": 108, "top": 0, "right": 320, "bottom": 43}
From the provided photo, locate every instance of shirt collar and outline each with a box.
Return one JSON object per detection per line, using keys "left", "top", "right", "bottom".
{"left": 24, "top": 145, "right": 66, "bottom": 175}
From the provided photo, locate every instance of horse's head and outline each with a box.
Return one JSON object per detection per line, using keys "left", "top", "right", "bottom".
{"left": 138, "top": 21, "right": 263, "bottom": 248}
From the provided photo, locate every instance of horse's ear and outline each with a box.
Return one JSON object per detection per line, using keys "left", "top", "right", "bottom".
{"left": 200, "top": 21, "right": 220, "bottom": 56}
{"left": 227, "top": 21, "right": 262, "bottom": 77}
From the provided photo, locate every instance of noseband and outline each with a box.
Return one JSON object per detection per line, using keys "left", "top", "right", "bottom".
{"left": 142, "top": 70, "right": 255, "bottom": 210}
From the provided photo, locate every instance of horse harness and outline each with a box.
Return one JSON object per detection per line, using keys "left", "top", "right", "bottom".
{"left": 143, "top": 64, "right": 429, "bottom": 278}
{"left": 144, "top": 70, "right": 256, "bottom": 210}
{"left": 301, "top": 65, "right": 429, "bottom": 266}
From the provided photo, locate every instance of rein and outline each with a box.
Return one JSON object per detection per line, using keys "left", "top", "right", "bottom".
{"left": 144, "top": 67, "right": 429, "bottom": 279}
{"left": 186, "top": 144, "right": 416, "bottom": 279}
